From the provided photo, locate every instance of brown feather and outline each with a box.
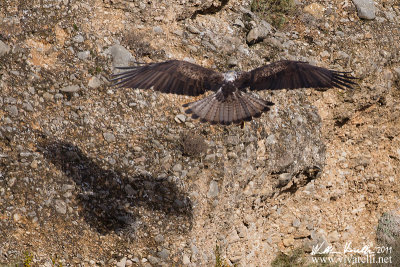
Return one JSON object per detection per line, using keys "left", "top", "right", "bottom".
{"left": 235, "top": 60, "right": 356, "bottom": 91}
{"left": 111, "top": 59, "right": 356, "bottom": 125}
{"left": 111, "top": 60, "right": 224, "bottom": 96}
{"left": 184, "top": 89, "right": 273, "bottom": 125}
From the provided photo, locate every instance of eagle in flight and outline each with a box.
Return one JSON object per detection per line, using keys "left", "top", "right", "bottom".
{"left": 111, "top": 60, "right": 356, "bottom": 125}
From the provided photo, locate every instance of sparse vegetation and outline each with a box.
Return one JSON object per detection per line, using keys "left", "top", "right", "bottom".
{"left": 181, "top": 133, "right": 208, "bottom": 156}
{"left": 51, "top": 254, "right": 64, "bottom": 267}
{"left": 271, "top": 248, "right": 342, "bottom": 267}
{"left": 271, "top": 248, "right": 307, "bottom": 267}
{"left": 215, "top": 244, "right": 231, "bottom": 267}
{"left": 250, "top": 0, "right": 295, "bottom": 28}
{"left": 23, "top": 252, "right": 33, "bottom": 267}
{"left": 121, "top": 32, "right": 154, "bottom": 58}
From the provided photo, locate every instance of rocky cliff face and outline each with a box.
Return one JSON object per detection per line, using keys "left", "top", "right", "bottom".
{"left": 1, "top": 0, "right": 399, "bottom": 266}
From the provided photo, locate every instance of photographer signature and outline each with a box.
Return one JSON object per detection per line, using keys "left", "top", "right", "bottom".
{"left": 311, "top": 242, "right": 374, "bottom": 256}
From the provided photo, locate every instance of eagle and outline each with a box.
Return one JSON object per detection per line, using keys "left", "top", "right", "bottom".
{"left": 110, "top": 60, "right": 356, "bottom": 125}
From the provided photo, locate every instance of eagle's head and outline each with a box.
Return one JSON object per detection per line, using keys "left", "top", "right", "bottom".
{"left": 223, "top": 71, "right": 238, "bottom": 82}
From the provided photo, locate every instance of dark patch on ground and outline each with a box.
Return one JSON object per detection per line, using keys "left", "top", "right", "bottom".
{"left": 37, "top": 135, "right": 193, "bottom": 235}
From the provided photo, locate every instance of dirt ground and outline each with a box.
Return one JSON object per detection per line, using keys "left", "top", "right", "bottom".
{"left": 1, "top": 0, "right": 399, "bottom": 266}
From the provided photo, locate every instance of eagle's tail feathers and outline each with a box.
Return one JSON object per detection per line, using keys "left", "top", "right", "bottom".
{"left": 183, "top": 91, "right": 273, "bottom": 125}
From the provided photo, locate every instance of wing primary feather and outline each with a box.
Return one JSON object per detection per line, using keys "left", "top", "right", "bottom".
{"left": 110, "top": 69, "right": 142, "bottom": 81}
{"left": 114, "top": 66, "right": 142, "bottom": 70}
{"left": 331, "top": 79, "right": 351, "bottom": 89}
{"left": 126, "top": 69, "right": 159, "bottom": 89}
{"left": 331, "top": 81, "right": 345, "bottom": 90}
{"left": 110, "top": 60, "right": 225, "bottom": 96}
{"left": 144, "top": 72, "right": 169, "bottom": 91}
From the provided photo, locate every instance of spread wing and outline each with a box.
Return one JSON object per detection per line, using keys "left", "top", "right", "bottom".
{"left": 110, "top": 60, "right": 225, "bottom": 96}
{"left": 235, "top": 60, "right": 357, "bottom": 91}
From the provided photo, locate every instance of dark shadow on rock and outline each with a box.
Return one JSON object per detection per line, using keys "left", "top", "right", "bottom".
{"left": 36, "top": 135, "right": 192, "bottom": 235}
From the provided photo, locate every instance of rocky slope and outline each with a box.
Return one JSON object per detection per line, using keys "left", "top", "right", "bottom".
{"left": 1, "top": 0, "right": 399, "bottom": 266}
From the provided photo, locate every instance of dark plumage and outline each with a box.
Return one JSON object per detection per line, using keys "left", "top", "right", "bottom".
{"left": 110, "top": 60, "right": 357, "bottom": 125}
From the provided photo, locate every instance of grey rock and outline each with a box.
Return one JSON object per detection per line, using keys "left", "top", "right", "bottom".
{"left": 204, "top": 154, "right": 216, "bottom": 161}
{"left": 62, "top": 184, "right": 75, "bottom": 191}
{"left": 328, "top": 231, "right": 340, "bottom": 242}
{"left": 207, "top": 180, "right": 219, "bottom": 198}
{"left": 227, "top": 151, "right": 237, "bottom": 159}
{"left": 28, "top": 86, "right": 35, "bottom": 95}
{"left": 5, "top": 105, "right": 18, "bottom": 117}
{"left": 187, "top": 25, "right": 200, "bottom": 34}
{"left": 172, "top": 163, "right": 182, "bottom": 172}
{"left": 246, "top": 21, "right": 272, "bottom": 45}
{"left": 233, "top": 19, "right": 245, "bottom": 28}
{"left": 125, "top": 184, "right": 135, "bottom": 196}
{"left": 55, "top": 199, "right": 67, "bottom": 214}
{"left": 125, "top": 259, "right": 133, "bottom": 267}
{"left": 116, "top": 257, "right": 127, "bottom": 267}
{"left": 157, "top": 248, "right": 170, "bottom": 260}
{"left": 352, "top": 0, "right": 376, "bottom": 20}
{"left": 54, "top": 93, "right": 63, "bottom": 100}
{"left": 147, "top": 255, "right": 159, "bottom": 264}
{"left": 110, "top": 44, "right": 134, "bottom": 68}
{"left": 60, "top": 85, "right": 80, "bottom": 93}
{"left": 187, "top": 45, "right": 198, "bottom": 52}
{"left": 8, "top": 177, "right": 16, "bottom": 187}
{"left": 22, "top": 102, "right": 34, "bottom": 112}
{"left": 304, "top": 229, "right": 329, "bottom": 252}
{"left": 393, "top": 67, "right": 400, "bottom": 78}
{"left": 201, "top": 40, "right": 217, "bottom": 51}
{"left": 77, "top": 50, "right": 90, "bottom": 60}
{"left": 175, "top": 114, "right": 186, "bottom": 123}
{"left": 19, "top": 152, "right": 31, "bottom": 157}
{"left": 43, "top": 92, "right": 54, "bottom": 100}
{"left": 5, "top": 97, "right": 17, "bottom": 104}
{"left": 153, "top": 26, "right": 164, "bottom": 34}
{"left": 73, "top": 34, "right": 84, "bottom": 43}
{"left": 292, "top": 218, "right": 301, "bottom": 228}
{"left": 377, "top": 211, "right": 400, "bottom": 246}
{"left": 0, "top": 40, "right": 10, "bottom": 56}
{"left": 384, "top": 10, "right": 396, "bottom": 22}
{"left": 154, "top": 234, "right": 164, "bottom": 243}
{"left": 182, "top": 254, "right": 190, "bottom": 265}
{"left": 13, "top": 213, "right": 21, "bottom": 222}
{"left": 103, "top": 132, "right": 116, "bottom": 143}
{"left": 133, "top": 146, "right": 142, "bottom": 152}
{"left": 227, "top": 135, "right": 240, "bottom": 145}
{"left": 337, "top": 51, "right": 349, "bottom": 59}
{"left": 227, "top": 57, "right": 238, "bottom": 67}
{"left": 262, "top": 37, "right": 282, "bottom": 50}
{"left": 278, "top": 173, "right": 292, "bottom": 187}
{"left": 88, "top": 76, "right": 102, "bottom": 88}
